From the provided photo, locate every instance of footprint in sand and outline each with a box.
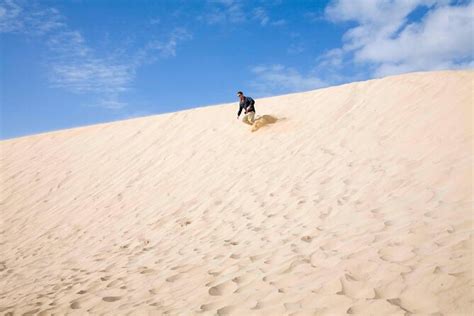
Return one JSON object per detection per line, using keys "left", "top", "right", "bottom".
{"left": 166, "top": 274, "right": 182, "bottom": 282}
{"left": 208, "top": 280, "right": 236, "bottom": 296}
{"left": 379, "top": 245, "right": 415, "bottom": 262}
{"left": 102, "top": 296, "right": 121, "bottom": 302}
{"left": 208, "top": 269, "right": 221, "bottom": 277}
{"left": 339, "top": 274, "right": 375, "bottom": 299}
{"left": 140, "top": 268, "right": 155, "bottom": 274}
{"left": 200, "top": 302, "right": 220, "bottom": 312}
{"left": 177, "top": 218, "right": 192, "bottom": 227}
{"left": 217, "top": 305, "right": 237, "bottom": 315}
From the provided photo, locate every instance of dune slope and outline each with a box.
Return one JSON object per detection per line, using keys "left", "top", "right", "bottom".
{"left": 1, "top": 70, "right": 472, "bottom": 315}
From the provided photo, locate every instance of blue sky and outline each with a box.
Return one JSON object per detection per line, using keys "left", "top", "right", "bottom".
{"left": 1, "top": 0, "right": 472, "bottom": 139}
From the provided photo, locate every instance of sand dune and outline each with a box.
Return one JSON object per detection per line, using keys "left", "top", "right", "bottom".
{"left": 0, "top": 70, "right": 472, "bottom": 315}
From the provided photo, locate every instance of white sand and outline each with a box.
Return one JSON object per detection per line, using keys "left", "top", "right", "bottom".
{"left": 0, "top": 70, "right": 472, "bottom": 315}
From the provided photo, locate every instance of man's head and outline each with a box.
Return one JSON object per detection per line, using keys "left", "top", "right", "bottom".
{"left": 237, "top": 91, "right": 244, "bottom": 98}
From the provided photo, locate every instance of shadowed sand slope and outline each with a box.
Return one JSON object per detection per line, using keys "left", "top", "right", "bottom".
{"left": 1, "top": 70, "right": 472, "bottom": 315}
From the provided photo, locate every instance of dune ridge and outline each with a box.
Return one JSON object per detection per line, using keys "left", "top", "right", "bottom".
{"left": 0, "top": 70, "right": 472, "bottom": 315}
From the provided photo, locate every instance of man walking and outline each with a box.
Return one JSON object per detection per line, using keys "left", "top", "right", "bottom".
{"left": 236, "top": 91, "right": 256, "bottom": 125}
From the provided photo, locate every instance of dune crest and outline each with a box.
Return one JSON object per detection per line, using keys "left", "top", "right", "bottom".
{"left": 1, "top": 70, "right": 472, "bottom": 315}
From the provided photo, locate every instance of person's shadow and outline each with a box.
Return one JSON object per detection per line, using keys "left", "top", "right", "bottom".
{"left": 250, "top": 115, "right": 278, "bottom": 132}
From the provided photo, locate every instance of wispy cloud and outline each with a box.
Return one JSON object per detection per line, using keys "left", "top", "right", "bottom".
{"left": 0, "top": 0, "right": 191, "bottom": 109}
{"left": 271, "top": 19, "right": 286, "bottom": 26}
{"left": 149, "top": 17, "right": 160, "bottom": 25}
{"left": 200, "top": 0, "right": 245, "bottom": 24}
{"left": 253, "top": 7, "right": 270, "bottom": 26}
{"left": 97, "top": 99, "right": 129, "bottom": 110}
{"left": 253, "top": 7, "right": 286, "bottom": 26}
{"left": 44, "top": 29, "right": 136, "bottom": 109}
{"left": 199, "top": 0, "right": 285, "bottom": 26}
{"left": 0, "top": 0, "right": 64, "bottom": 34}
{"left": 0, "top": 0, "right": 22, "bottom": 33}
{"left": 316, "top": 48, "right": 344, "bottom": 69}
{"left": 287, "top": 42, "right": 305, "bottom": 54}
{"left": 304, "top": 11, "right": 324, "bottom": 23}
{"left": 322, "top": 0, "right": 474, "bottom": 77}
{"left": 144, "top": 28, "right": 192, "bottom": 58}
{"left": 249, "top": 64, "right": 327, "bottom": 97}
{"left": 50, "top": 60, "right": 133, "bottom": 95}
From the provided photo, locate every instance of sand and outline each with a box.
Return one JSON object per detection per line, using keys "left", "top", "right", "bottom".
{"left": 0, "top": 70, "right": 472, "bottom": 315}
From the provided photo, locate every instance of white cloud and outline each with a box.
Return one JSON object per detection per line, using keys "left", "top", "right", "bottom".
{"left": 358, "top": 3, "right": 474, "bottom": 76}
{"left": 250, "top": 64, "right": 326, "bottom": 96}
{"left": 145, "top": 28, "right": 192, "bottom": 58}
{"left": 304, "top": 11, "right": 324, "bottom": 23}
{"left": 149, "top": 17, "right": 160, "bottom": 25}
{"left": 201, "top": 0, "right": 245, "bottom": 24}
{"left": 0, "top": 0, "right": 64, "bottom": 34}
{"left": 253, "top": 7, "right": 270, "bottom": 26}
{"left": 252, "top": 7, "right": 286, "bottom": 26}
{"left": 0, "top": 0, "right": 25, "bottom": 33}
{"left": 45, "top": 28, "right": 135, "bottom": 100}
{"left": 323, "top": 0, "right": 473, "bottom": 77}
{"left": 50, "top": 60, "right": 133, "bottom": 94}
{"left": 200, "top": 0, "right": 285, "bottom": 26}
{"left": 287, "top": 42, "right": 304, "bottom": 54}
{"left": 271, "top": 19, "right": 286, "bottom": 26}
{"left": 48, "top": 27, "right": 191, "bottom": 96}
{"left": 316, "top": 48, "right": 344, "bottom": 68}
{"left": 97, "top": 99, "right": 128, "bottom": 110}
{"left": 47, "top": 31, "right": 90, "bottom": 58}
{"left": 2, "top": 0, "right": 191, "bottom": 110}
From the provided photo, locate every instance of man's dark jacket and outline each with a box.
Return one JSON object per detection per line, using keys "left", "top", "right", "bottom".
{"left": 238, "top": 96, "right": 256, "bottom": 116}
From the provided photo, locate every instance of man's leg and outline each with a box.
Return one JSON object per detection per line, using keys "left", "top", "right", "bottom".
{"left": 247, "top": 112, "right": 255, "bottom": 124}
{"left": 242, "top": 113, "right": 252, "bottom": 125}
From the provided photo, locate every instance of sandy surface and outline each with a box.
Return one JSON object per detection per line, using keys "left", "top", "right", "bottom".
{"left": 0, "top": 70, "right": 472, "bottom": 315}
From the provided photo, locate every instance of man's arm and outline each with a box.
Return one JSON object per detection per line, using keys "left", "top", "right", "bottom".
{"left": 237, "top": 103, "right": 243, "bottom": 117}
